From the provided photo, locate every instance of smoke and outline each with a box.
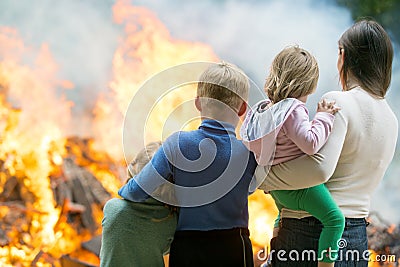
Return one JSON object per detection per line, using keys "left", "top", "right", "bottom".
{"left": 1, "top": 0, "right": 399, "bottom": 222}
{"left": 371, "top": 51, "right": 400, "bottom": 223}
{"left": 133, "top": 0, "right": 352, "bottom": 106}
{"left": 0, "top": 0, "right": 121, "bottom": 136}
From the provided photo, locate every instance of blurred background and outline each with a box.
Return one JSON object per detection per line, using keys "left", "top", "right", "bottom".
{"left": 0, "top": 0, "right": 399, "bottom": 266}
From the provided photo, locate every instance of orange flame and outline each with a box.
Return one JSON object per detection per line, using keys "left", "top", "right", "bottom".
{"left": 0, "top": 27, "right": 81, "bottom": 266}
{"left": 248, "top": 190, "right": 278, "bottom": 247}
{"left": 92, "top": 0, "right": 218, "bottom": 160}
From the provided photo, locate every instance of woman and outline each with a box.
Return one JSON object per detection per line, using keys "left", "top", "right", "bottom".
{"left": 258, "top": 19, "right": 398, "bottom": 266}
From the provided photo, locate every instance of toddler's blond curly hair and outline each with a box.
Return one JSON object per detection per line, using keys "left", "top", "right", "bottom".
{"left": 265, "top": 45, "right": 319, "bottom": 103}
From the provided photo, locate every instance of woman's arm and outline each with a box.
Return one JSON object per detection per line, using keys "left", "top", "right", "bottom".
{"left": 258, "top": 93, "right": 348, "bottom": 191}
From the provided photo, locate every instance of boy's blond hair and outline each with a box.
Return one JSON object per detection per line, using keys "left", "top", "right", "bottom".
{"left": 265, "top": 46, "right": 319, "bottom": 103}
{"left": 197, "top": 61, "right": 250, "bottom": 112}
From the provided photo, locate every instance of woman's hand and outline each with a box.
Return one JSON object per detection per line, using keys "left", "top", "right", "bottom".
{"left": 317, "top": 99, "right": 341, "bottom": 115}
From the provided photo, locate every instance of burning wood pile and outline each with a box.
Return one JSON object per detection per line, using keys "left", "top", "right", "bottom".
{"left": 367, "top": 213, "right": 400, "bottom": 266}
{"left": 0, "top": 137, "right": 123, "bottom": 267}
{"left": 0, "top": 1, "right": 220, "bottom": 265}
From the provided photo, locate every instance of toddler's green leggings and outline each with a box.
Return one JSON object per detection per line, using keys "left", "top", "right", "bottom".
{"left": 270, "top": 184, "right": 345, "bottom": 263}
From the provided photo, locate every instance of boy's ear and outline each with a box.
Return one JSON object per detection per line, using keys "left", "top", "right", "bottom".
{"left": 238, "top": 101, "right": 247, "bottom": 116}
{"left": 195, "top": 96, "right": 202, "bottom": 112}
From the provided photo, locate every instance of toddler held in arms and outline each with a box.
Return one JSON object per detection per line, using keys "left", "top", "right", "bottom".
{"left": 241, "top": 45, "right": 344, "bottom": 266}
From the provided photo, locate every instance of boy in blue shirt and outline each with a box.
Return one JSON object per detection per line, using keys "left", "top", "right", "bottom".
{"left": 119, "top": 62, "right": 257, "bottom": 267}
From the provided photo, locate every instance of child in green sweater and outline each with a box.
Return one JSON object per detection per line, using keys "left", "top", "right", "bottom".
{"left": 100, "top": 141, "right": 177, "bottom": 267}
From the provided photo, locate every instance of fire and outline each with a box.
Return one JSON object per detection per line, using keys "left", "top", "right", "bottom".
{"left": 0, "top": 27, "right": 79, "bottom": 266}
{"left": 0, "top": 1, "right": 279, "bottom": 266}
{"left": 248, "top": 190, "right": 278, "bottom": 248}
{"left": 368, "top": 252, "right": 380, "bottom": 267}
{"left": 387, "top": 224, "right": 396, "bottom": 235}
{"left": 92, "top": 0, "right": 218, "bottom": 160}
{"left": 367, "top": 250, "right": 398, "bottom": 267}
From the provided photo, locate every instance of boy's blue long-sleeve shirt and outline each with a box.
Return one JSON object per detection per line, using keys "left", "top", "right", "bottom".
{"left": 118, "top": 119, "right": 257, "bottom": 231}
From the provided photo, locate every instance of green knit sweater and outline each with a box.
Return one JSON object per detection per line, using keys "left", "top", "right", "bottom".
{"left": 100, "top": 198, "right": 177, "bottom": 267}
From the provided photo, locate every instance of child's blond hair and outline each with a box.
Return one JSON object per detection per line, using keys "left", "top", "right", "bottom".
{"left": 127, "top": 141, "right": 162, "bottom": 181}
{"left": 126, "top": 141, "right": 177, "bottom": 212}
{"left": 197, "top": 61, "right": 250, "bottom": 112}
{"left": 265, "top": 46, "right": 319, "bottom": 103}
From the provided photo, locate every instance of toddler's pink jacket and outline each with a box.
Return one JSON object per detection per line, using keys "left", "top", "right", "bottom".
{"left": 240, "top": 98, "right": 335, "bottom": 168}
